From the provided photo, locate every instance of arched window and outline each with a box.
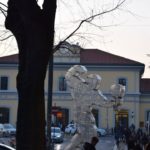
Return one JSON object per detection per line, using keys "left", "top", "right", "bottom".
{"left": 59, "top": 76, "right": 67, "bottom": 91}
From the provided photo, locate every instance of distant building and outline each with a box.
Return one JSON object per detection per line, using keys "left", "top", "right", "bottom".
{"left": 0, "top": 43, "right": 150, "bottom": 130}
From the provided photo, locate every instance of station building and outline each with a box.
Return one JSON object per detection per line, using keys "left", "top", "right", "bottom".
{"left": 0, "top": 44, "right": 150, "bottom": 131}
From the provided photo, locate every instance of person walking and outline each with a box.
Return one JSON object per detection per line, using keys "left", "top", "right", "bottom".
{"left": 83, "top": 136, "right": 99, "bottom": 150}
{"left": 113, "top": 140, "right": 119, "bottom": 150}
{"left": 145, "top": 142, "right": 150, "bottom": 150}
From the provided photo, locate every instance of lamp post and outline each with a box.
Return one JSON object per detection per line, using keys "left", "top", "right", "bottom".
{"left": 110, "top": 84, "right": 125, "bottom": 111}
{"left": 106, "top": 107, "right": 109, "bottom": 132}
{"left": 95, "top": 84, "right": 125, "bottom": 110}
{"left": 98, "top": 84, "right": 125, "bottom": 133}
{"left": 47, "top": 54, "right": 54, "bottom": 150}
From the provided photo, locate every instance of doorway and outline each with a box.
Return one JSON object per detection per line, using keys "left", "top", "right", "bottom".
{"left": 0, "top": 107, "right": 9, "bottom": 123}
{"left": 115, "top": 110, "right": 128, "bottom": 129}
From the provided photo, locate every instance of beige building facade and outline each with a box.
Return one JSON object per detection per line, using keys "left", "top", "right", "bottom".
{"left": 0, "top": 44, "right": 150, "bottom": 131}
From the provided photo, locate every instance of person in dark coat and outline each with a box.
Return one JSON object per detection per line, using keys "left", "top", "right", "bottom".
{"left": 134, "top": 140, "right": 142, "bottom": 150}
{"left": 145, "top": 142, "right": 150, "bottom": 150}
{"left": 128, "top": 135, "right": 135, "bottom": 150}
{"left": 83, "top": 136, "right": 99, "bottom": 150}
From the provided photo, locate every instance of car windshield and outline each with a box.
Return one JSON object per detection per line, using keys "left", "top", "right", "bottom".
{"left": 51, "top": 128, "right": 61, "bottom": 133}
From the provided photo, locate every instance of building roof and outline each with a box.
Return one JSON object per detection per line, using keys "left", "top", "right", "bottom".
{"left": 80, "top": 49, "right": 144, "bottom": 66}
{"left": 0, "top": 54, "right": 18, "bottom": 64}
{"left": 0, "top": 49, "right": 149, "bottom": 92}
{"left": 0, "top": 49, "right": 145, "bottom": 66}
{"left": 140, "top": 79, "right": 150, "bottom": 93}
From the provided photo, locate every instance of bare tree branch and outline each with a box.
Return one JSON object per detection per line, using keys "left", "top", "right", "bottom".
{"left": 0, "top": 0, "right": 126, "bottom": 54}
{"left": 53, "top": 0, "right": 126, "bottom": 52}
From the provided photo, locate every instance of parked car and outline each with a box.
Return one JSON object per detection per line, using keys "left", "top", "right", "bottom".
{"left": 51, "top": 127, "right": 64, "bottom": 143}
{"left": 3, "top": 124, "right": 16, "bottom": 136}
{"left": 0, "top": 124, "right": 8, "bottom": 137}
{"left": 65, "top": 124, "right": 77, "bottom": 135}
{"left": 0, "top": 143, "right": 15, "bottom": 150}
{"left": 0, "top": 124, "right": 4, "bottom": 137}
{"left": 96, "top": 127, "right": 107, "bottom": 136}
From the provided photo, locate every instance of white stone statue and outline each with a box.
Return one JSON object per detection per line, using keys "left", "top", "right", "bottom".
{"left": 65, "top": 65, "right": 125, "bottom": 150}
{"left": 64, "top": 65, "right": 107, "bottom": 150}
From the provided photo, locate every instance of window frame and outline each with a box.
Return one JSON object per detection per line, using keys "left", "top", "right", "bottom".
{"left": 118, "top": 77, "right": 127, "bottom": 86}
{"left": 0, "top": 76, "right": 8, "bottom": 90}
{"left": 58, "top": 76, "right": 67, "bottom": 91}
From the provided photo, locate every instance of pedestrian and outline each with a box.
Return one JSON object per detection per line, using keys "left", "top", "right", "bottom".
{"left": 127, "top": 135, "right": 135, "bottom": 150}
{"left": 134, "top": 140, "right": 142, "bottom": 150}
{"left": 145, "top": 142, "right": 150, "bottom": 150}
{"left": 118, "top": 140, "right": 128, "bottom": 150}
{"left": 141, "top": 133, "right": 149, "bottom": 149}
{"left": 113, "top": 140, "right": 119, "bottom": 150}
{"left": 83, "top": 136, "right": 99, "bottom": 150}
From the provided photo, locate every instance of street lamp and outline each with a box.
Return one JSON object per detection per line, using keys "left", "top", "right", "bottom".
{"left": 47, "top": 54, "right": 54, "bottom": 150}
{"left": 92, "top": 83, "right": 125, "bottom": 111}
{"left": 109, "top": 84, "right": 125, "bottom": 111}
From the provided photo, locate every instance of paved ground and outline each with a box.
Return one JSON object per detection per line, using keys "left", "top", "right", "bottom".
{"left": 96, "top": 135, "right": 116, "bottom": 150}
{"left": 0, "top": 135, "right": 120, "bottom": 150}
{"left": 54, "top": 135, "right": 117, "bottom": 150}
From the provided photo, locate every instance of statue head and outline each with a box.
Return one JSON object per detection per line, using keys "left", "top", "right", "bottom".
{"left": 67, "top": 65, "right": 87, "bottom": 77}
{"left": 65, "top": 65, "right": 87, "bottom": 89}
{"left": 65, "top": 65, "right": 87, "bottom": 82}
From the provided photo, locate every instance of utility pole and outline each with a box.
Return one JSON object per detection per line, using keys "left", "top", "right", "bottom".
{"left": 47, "top": 53, "right": 54, "bottom": 150}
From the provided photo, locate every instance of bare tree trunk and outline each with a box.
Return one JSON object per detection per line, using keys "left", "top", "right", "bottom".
{"left": 5, "top": 0, "right": 57, "bottom": 150}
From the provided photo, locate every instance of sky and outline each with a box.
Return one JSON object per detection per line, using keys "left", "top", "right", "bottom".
{"left": 0, "top": 0, "right": 150, "bottom": 78}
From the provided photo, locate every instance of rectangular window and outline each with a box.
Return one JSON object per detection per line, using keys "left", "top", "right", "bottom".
{"left": 118, "top": 78, "right": 126, "bottom": 86}
{"left": 0, "top": 76, "right": 8, "bottom": 90}
{"left": 147, "top": 111, "right": 150, "bottom": 122}
{"left": 59, "top": 77, "right": 67, "bottom": 91}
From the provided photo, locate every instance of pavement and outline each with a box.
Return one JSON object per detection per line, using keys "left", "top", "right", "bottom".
{"left": 53, "top": 134, "right": 116, "bottom": 150}
{"left": 0, "top": 135, "right": 128, "bottom": 150}
{"left": 96, "top": 135, "right": 116, "bottom": 150}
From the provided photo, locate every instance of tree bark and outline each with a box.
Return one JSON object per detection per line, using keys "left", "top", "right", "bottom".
{"left": 5, "top": 0, "right": 57, "bottom": 150}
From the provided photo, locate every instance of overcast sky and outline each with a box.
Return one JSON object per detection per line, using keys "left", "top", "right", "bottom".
{"left": 0, "top": 0, "right": 150, "bottom": 78}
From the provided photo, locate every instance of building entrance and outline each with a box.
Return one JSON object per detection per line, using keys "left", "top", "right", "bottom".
{"left": 115, "top": 110, "right": 128, "bottom": 129}
{"left": 51, "top": 106, "right": 69, "bottom": 129}
{"left": 0, "top": 107, "right": 9, "bottom": 123}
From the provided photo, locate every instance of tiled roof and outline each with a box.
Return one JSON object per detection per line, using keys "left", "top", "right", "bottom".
{"left": 0, "top": 54, "right": 18, "bottom": 64}
{"left": 140, "top": 79, "right": 150, "bottom": 93}
{"left": 0, "top": 50, "right": 148, "bottom": 92}
{"left": 80, "top": 49, "right": 144, "bottom": 66}
{"left": 0, "top": 49, "right": 144, "bottom": 67}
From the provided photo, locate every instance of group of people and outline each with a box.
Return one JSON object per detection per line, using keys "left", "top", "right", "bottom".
{"left": 114, "top": 125, "right": 150, "bottom": 150}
